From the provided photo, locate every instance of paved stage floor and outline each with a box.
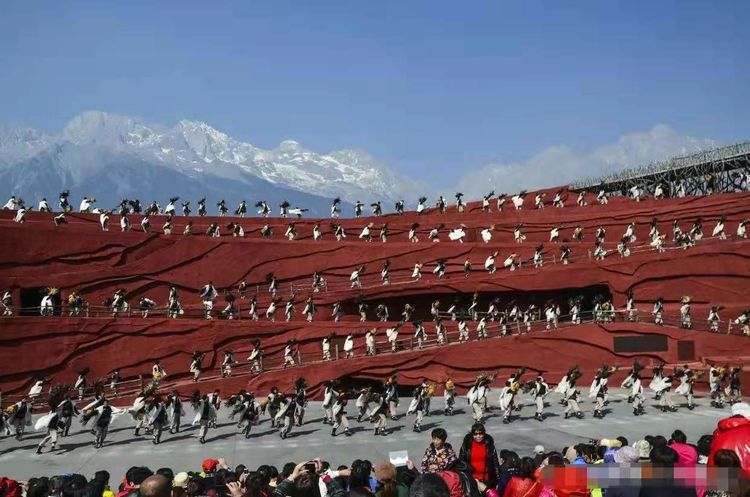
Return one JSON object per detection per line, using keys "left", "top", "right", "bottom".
{"left": 0, "top": 389, "right": 731, "bottom": 479}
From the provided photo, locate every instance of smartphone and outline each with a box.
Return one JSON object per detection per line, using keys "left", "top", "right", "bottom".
{"left": 389, "top": 450, "right": 409, "bottom": 467}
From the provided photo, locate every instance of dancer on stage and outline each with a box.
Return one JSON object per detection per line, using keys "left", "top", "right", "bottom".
{"left": 189, "top": 351, "right": 204, "bottom": 382}
{"left": 331, "top": 388, "right": 352, "bottom": 437}
{"left": 467, "top": 373, "right": 493, "bottom": 422}
{"left": 191, "top": 391, "right": 218, "bottom": 444}
{"left": 444, "top": 378, "right": 456, "bottom": 415}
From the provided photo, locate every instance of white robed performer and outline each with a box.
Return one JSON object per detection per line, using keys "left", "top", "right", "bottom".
{"left": 467, "top": 374, "right": 492, "bottom": 422}
{"left": 192, "top": 394, "right": 218, "bottom": 444}
{"left": 448, "top": 225, "right": 466, "bottom": 242}
{"left": 481, "top": 225, "right": 494, "bottom": 243}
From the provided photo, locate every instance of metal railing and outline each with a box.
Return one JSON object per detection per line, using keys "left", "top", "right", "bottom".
{"left": 571, "top": 141, "right": 750, "bottom": 190}
{"left": 2, "top": 233, "right": 746, "bottom": 321}
{"left": 2, "top": 306, "right": 746, "bottom": 408}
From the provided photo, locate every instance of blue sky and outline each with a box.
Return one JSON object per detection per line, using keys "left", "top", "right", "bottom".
{"left": 1, "top": 0, "right": 748, "bottom": 189}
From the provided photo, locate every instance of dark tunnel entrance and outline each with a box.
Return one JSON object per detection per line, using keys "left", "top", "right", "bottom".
{"left": 342, "top": 284, "right": 612, "bottom": 323}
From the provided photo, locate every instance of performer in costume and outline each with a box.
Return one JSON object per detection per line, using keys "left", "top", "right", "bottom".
{"left": 356, "top": 387, "right": 373, "bottom": 421}
{"left": 386, "top": 321, "right": 403, "bottom": 352}
{"left": 199, "top": 281, "right": 218, "bottom": 320}
{"left": 589, "top": 365, "right": 617, "bottom": 418}
{"left": 708, "top": 306, "right": 721, "bottom": 332}
{"left": 343, "top": 333, "right": 355, "bottom": 358}
{"left": 75, "top": 368, "right": 89, "bottom": 401}
{"left": 709, "top": 364, "right": 728, "bottom": 408}
{"left": 407, "top": 380, "right": 429, "bottom": 432}
{"left": 499, "top": 369, "right": 524, "bottom": 424}
{"left": 385, "top": 375, "right": 399, "bottom": 420}
{"left": 293, "top": 377, "right": 307, "bottom": 426}
{"left": 191, "top": 391, "right": 217, "bottom": 444}
{"left": 366, "top": 328, "right": 377, "bottom": 356}
{"left": 444, "top": 379, "right": 457, "bottom": 415}
{"left": 247, "top": 340, "right": 263, "bottom": 373}
{"left": 321, "top": 381, "right": 337, "bottom": 424}
{"left": 467, "top": 373, "right": 493, "bottom": 422}
{"left": 276, "top": 393, "right": 296, "bottom": 439}
{"left": 649, "top": 364, "right": 666, "bottom": 400}
{"left": 331, "top": 388, "right": 352, "bottom": 437}
{"left": 283, "top": 339, "right": 297, "bottom": 368}
{"left": 92, "top": 399, "right": 118, "bottom": 448}
{"left": 167, "top": 390, "right": 185, "bottom": 433}
{"left": 221, "top": 350, "right": 236, "bottom": 378}
{"left": 531, "top": 375, "right": 549, "bottom": 421}
{"left": 190, "top": 351, "right": 204, "bottom": 382}
{"left": 653, "top": 297, "right": 665, "bottom": 325}
{"left": 332, "top": 301, "right": 343, "bottom": 322}
{"left": 147, "top": 396, "right": 169, "bottom": 444}
{"left": 35, "top": 387, "right": 68, "bottom": 453}
{"left": 728, "top": 367, "right": 742, "bottom": 404}
{"left": 680, "top": 296, "right": 693, "bottom": 329}
{"left": 674, "top": 365, "right": 697, "bottom": 410}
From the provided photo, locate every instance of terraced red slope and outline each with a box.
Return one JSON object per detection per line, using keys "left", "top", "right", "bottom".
{"left": 1, "top": 191, "right": 749, "bottom": 398}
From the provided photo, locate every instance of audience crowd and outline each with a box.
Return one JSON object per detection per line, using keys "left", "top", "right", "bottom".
{"left": 3, "top": 414, "right": 750, "bottom": 497}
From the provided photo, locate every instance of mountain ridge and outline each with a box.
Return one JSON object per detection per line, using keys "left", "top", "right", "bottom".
{"left": 0, "top": 111, "right": 430, "bottom": 215}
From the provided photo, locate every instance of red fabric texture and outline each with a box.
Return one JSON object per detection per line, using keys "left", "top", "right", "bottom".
{"left": 709, "top": 415, "right": 750, "bottom": 470}
{"left": 503, "top": 477, "right": 542, "bottom": 497}
{"left": 437, "top": 471, "right": 464, "bottom": 497}
{"left": 470, "top": 440, "right": 488, "bottom": 482}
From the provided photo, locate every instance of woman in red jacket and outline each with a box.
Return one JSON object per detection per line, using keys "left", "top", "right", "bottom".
{"left": 503, "top": 457, "right": 542, "bottom": 497}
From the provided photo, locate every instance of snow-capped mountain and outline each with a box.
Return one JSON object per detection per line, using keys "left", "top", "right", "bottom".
{"left": 0, "top": 111, "right": 430, "bottom": 215}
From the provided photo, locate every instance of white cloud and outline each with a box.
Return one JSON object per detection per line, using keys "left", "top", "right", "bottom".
{"left": 454, "top": 125, "right": 718, "bottom": 197}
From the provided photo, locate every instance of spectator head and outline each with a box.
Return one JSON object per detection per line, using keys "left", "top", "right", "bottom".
{"left": 545, "top": 454, "right": 566, "bottom": 467}
{"left": 172, "top": 473, "right": 189, "bottom": 489}
{"left": 670, "top": 430, "right": 687, "bottom": 444}
{"left": 234, "top": 465, "right": 247, "bottom": 476}
{"left": 697, "top": 435, "right": 713, "bottom": 461}
{"left": 519, "top": 457, "right": 536, "bottom": 479}
{"left": 26, "top": 477, "right": 50, "bottom": 497}
{"left": 633, "top": 440, "right": 652, "bottom": 460}
{"left": 60, "top": 475, "right": 88, "bottom": 497}
{"left": 616, "top": 436, "right": 629, "bottom": 447}
{"left": 645, "top": 435, "right": 668, "bottom": 449}
{"left": 470, "top": 423, "right": 486, "bottom": 442}
{"left": 650, "top": 445, "right": 679, "bottom": 467}
{"left": 502, "top": 452, "right": 520, "bottom": 470}
{"left": 201, "top": 459, "right": 219, "bottom": 475}
{"left": 139, "top": 476, "right": 171, "bottom": 497}
{"left": 534, "top": 445, "right": 545, "bottom": 456}
{"left": 713, "top": 449, "right": 741, "bottom": 468}
{"left": 243, "top": 473, "right": 266, "bottom": 497}
{"left": 564, "top": 446, "right": 579, "bottom": 463}
{"left": 293, "top": 472, "right": 320, "bottom": 497}
{"left": 409, "top": 474, "right": 450, "bottom": 497}
{"left": 349, "top": 460, "right": 373, "bottom": 489}
{"left": 281, "top": 463, "right": 297, "bottom": 480}
{"left": 92, "top": 471, "right": 110, "bottom": 486}
{"left": 156, "top": 469, "right": 174, "bottom": 485}
{"left": 126, "top": 467, "right": 154, "bottom": 487}
{"left": 614, "top": 446, "right": 639, "bottom": 464}
{"left": 431, "top": 428, "right": 447, "bottom": 448}
{"left": 184, "top": 477, "right": 205, "bottom": 497}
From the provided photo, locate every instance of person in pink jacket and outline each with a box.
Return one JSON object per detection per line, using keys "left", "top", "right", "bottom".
{"left": 668, "top": 430, "right": 698, "bottom": 467}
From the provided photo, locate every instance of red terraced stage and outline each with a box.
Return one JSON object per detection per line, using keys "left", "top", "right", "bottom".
{"left": 1, "top": 188, "right": 749, "bottom": 399}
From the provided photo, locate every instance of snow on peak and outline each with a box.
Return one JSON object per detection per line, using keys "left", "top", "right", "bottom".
{"left": 1, "top": 111, "right": 427, "bottom": 203}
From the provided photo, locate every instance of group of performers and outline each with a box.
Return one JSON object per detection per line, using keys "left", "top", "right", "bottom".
{"left": 1, "top": 362, "right": 743, "bottom": 454}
